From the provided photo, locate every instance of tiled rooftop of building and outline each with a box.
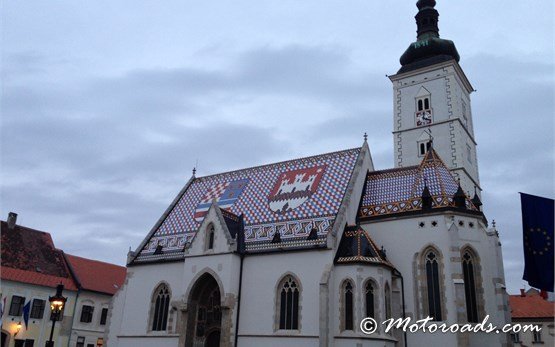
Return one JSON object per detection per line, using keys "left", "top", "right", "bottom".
{"left": 65, "top": 254, "right": 126, "bottom": 295}
{"left": 509, "top": 289, "right": 555, "bottom": 319}
{"left": 1, "top": 219, "right": 78, "bottom": 290}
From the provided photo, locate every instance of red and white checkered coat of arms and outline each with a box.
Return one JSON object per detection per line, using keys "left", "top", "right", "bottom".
{"left": 268, "top": 165, "right": 326, "bottom": 214}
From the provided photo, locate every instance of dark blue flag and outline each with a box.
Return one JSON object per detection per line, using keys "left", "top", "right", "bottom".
{"left": 22, "top": 300, "right": 31, "bottom": 330}
{"left": 520, "top": 193, "right": 554, "bottom": 292}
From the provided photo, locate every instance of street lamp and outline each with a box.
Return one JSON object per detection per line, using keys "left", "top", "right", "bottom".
{"left": 14, "top": 321, "right": 22, "bottom": 336}
{"left": 46, "top": 284, "right": 67, "bottom": 347}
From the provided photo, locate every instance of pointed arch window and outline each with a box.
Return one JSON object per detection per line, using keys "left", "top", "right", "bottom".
{"left": 278, "top": 276, "right": 299, "bottom": 330}
{"left": 151, "top": 284, "right": 170, "bottom": 331}
{"left": 365, "top": 282, "right": 375, "bottom": 318}
{"left": 462, "top": 250, "right": 479, "bottom": 323}
{"left": 206, "top": 224, "right": 215, "bottom": 250}
{"left": 343, "top": 281, "right": 354, "bottom": 330}
{"left": 425, "top": 250, "right": 442, "bottom": 321}
{"left": 385, "top": 283, "right": 392, "bottom": 320}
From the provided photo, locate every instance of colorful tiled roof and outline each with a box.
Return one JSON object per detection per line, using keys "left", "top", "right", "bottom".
{"left": 65, "top": 254, "right": 126, "bottom": 295}
{"left": 509, "top": 292, "right": 555, "bottom": 319}
{"left": 335, "top": 225, "right": 394, "bottom": 268}
{"left": 135, "top": 148, "right": 362, "bottom": 261}
{"left": 0, "top": 221, "right": 78, "bottom": 290}
{"left": 359, "top": 149, "right": 478, "bottom": 218}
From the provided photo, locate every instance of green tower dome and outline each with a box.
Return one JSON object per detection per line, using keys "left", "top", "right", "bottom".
{"left": 398, "top": 0, "right": 460, "bottom": 74}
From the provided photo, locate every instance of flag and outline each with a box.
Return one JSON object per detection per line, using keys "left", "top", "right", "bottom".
{"left": 22, "top": 300, "right": 31, "bottom": 330}
{"left": 520, "top": 193, "right": 554, "bottom": 292}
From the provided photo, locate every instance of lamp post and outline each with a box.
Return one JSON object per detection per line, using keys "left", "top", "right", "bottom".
{"left": 46, "top": 284, "right": 66, "bottom": 347}
{"left": 14, "top": 321, "right": 22, "bottom": 337}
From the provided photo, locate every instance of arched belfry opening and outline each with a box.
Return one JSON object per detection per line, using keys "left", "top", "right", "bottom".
{"left": 185, "top": 273, "right": 222, "bottom": 347}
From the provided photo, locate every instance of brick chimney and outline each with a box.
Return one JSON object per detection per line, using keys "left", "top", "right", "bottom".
{"left": 7, "top": 212, "right": 18, "bottom": 229}
{"left": 520, "top": 288, "right": 526, "bottom": 297}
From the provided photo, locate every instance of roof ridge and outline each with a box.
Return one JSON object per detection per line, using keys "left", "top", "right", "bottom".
{"left": 66, "top": 253, "right": 126, "bottom": 269}
{"left": 367, "top": 165, "right": 419, "bottom": 176}
{"left": 196, "top": 147, "right": 361, "bottom": 180}
{"left": 0, "top": 221, "right": 55, "bottom": 245}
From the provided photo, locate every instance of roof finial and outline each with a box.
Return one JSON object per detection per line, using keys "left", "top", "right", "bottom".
{"left": 192, "top": 167, "right": 196, "bottom": 176}
{"left": 426, "top": 128, "right": 434, "bottom": 144}
{"left": 363, "top": 132, "right": 368, "bottom": 142}
{"left": 492, "top": 219, "right": 496, "bottom": 228}
{"left": 472, "top": 186, "right": 483, "bottom": 210}
{"left": 415, "top": 0, "right": 439, "bottom": 40}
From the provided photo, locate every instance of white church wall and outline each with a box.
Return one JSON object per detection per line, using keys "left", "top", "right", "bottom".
{"left": 237, "top": 249, "right": 332, "bottom": 346}
{"left": 364, "top": 213, "right": 509, "bottom": 347}
{"left": 363, "top": 214, "right": 459, "bottom": 347}
{"left": 330, "top": 264, "right": 397, "bottom": 346}
{"left": 107, "top": 261, "right": 183, "bottom": 346}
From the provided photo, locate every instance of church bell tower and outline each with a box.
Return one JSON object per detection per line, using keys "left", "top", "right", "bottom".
{"left": 389, "top": 0, "right": 481, "bottom": 196}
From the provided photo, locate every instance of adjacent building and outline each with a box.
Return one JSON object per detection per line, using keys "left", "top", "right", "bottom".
{"left": 1, "top": 213, "right": 78, "bottom": 347}
{"left": 65, "top": 255, "right": 126, "bottom": 347}
{"left": 509, "top": 289, "right": 554, "bottom": 346}
{"left": 0, "top": 213, "right": 125, "bottom": 347}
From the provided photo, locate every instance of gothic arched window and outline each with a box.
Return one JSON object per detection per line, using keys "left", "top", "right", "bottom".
{"left": 151, "top": 284, "right": 171, "bottom": 331}
{"left": 278, "top": 276, "right": 299, "bottom": 330}
{"left": 343, "top": 281, "right": 354, "bottom": 330}
{"left": 425, "top": 250, "right": 442, "bottom": 321}
{"left": 365, "top": 281, "right": 375, "bottom": 318}
{"left": 385, "top": 283, "right": 392, "bottom": 320}
{"left": 462, "top": 250, "right": 479, "bottom": 322}
{"left": 206, "top": 224, "right": 215, "bottom": 250}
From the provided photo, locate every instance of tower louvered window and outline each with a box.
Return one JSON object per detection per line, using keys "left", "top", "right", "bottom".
{"left": 151, "top": 284, "right": 170, "bottom": 331}
{"left": 462, "top": 251, "right": 479, "bottom": 322}
{"left": 425, "top": 251, "right": 442, "bottom": 321}
{"left": 279, "top": 276, "right": 299, "bottom": 330}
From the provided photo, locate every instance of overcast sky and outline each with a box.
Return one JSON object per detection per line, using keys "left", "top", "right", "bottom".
{"left": 1, "top": 1, "right": 553, "bottom": 294}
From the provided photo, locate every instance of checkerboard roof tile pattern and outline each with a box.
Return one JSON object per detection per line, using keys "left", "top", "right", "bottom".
{"left": 138, "top": 148, "right": 361, "bottom": 258}
{"left": 360, "top": 149, "right": 465, "bottom": 215}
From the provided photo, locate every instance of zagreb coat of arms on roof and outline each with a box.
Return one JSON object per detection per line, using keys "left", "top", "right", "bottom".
{"left": 268, "top": 166, "right": 326, "bottom": 214}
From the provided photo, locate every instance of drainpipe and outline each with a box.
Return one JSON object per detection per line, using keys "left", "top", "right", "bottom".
{"left": 393, "top": 268, "right": 408, "bottom": 347}
{"left": 62, "top": 252, "right": 81, "bottom": 347}
{"left": 234, "top": 215, "right": 246, "bottom": 347}
{"left": 67, "top": 288, "right": 81, "bottom": 347}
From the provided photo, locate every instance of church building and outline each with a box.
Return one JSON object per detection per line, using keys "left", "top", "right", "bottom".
{"left": 106, "top": 1, "right": 511, "bottom": 346}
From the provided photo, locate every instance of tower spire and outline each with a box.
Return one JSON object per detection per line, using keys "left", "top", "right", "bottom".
{"left": 415, "top": 0, "right": 439, "bottom": 40}
{"left": 398, "top": 0, "right": 460, "bottom": 74}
